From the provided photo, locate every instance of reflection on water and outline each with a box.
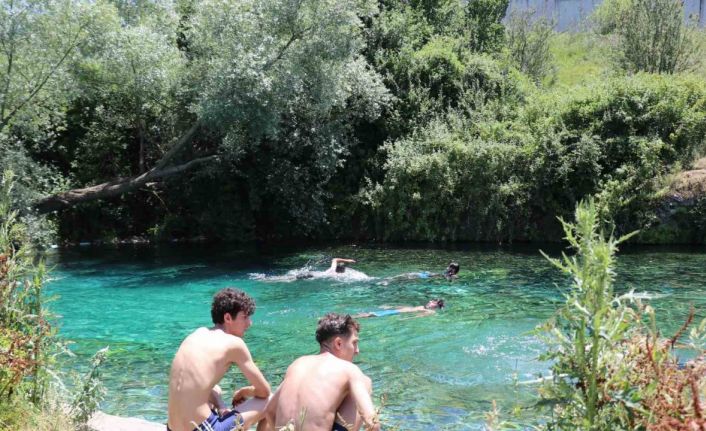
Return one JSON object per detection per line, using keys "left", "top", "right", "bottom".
{"left": 46, "top": 243, "right": 706, "bottom": 430}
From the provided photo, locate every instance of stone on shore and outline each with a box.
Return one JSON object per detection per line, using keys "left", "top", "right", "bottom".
{"left": 88, "top": 411, "right": 164, "bottom": 431}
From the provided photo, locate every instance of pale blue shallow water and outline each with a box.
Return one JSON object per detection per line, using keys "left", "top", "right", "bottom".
{"left": 45, "top": 243, "right": 706, "bottom": 430}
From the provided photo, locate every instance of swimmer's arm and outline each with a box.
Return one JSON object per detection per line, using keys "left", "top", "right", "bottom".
{"left": 350, "top": 371, "right": 380, "bottom": 431}
{"left": 410, "top": 310, "right": 435, "bottom": 318}
{"left": 231, "top": 340, "right": 271, "bottom": 399}
{"left": 330, "top": 258, "right": 356, "bottom": 269}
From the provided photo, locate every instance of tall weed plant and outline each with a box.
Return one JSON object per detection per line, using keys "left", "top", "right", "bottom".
{"left": 537, "top": 199, "right": 706, "bottom": 429}
{"left": 0, "top": 170, "right": 107, "bottom": 430}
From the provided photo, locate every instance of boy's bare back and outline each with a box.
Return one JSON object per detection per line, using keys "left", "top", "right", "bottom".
{"left": 167, "top": 328, "right": 244, "bottom": 431}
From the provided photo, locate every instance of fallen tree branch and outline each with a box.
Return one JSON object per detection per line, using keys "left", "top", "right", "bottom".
{"left": 33, "top": 154, "right": 218, "bottom": 214}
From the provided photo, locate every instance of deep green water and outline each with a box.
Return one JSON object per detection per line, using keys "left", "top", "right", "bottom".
{"left": 46, "top": 243, "right": 706, "bottom": 430}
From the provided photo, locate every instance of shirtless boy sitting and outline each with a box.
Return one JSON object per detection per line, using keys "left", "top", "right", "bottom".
{"left": 266, "top": 313, "right": 380, "bottom": 431}
{"left": 167, "top": 288, "right": 271, "bottom": 431}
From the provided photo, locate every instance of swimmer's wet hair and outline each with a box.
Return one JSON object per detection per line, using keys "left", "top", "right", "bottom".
{"left": 435, "top": 298, "right": 445, "bottom": 309}
{"left": 446, "top": 262, "right": 460, "bottom": 275}
{"left": 211, "top": 288, "right": 256, "bottom": 324}
{"left": 316, "top": 313, "right": 360, "bottom": 344}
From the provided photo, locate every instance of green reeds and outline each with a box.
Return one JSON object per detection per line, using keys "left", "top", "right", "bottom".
{"left": 537, "top": 198, "right": 706, "bottom": 430}
{"left": 0, "top": 170, "right": 107, "bottom": 430}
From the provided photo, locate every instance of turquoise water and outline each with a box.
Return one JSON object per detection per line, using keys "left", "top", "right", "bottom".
{"left": 46, "top": 244, "right": 706, "bottom": 430}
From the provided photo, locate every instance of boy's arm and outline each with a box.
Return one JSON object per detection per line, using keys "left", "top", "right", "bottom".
{"left": 349, "top": 369, "right": 380, "bottom": 431}
{"left": 231, "top": 339, "right": 271, "bottom": 399}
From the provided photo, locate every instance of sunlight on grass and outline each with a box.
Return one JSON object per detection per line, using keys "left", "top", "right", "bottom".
{"left": 547, "top": 32, "right": 613, "bottom": 87}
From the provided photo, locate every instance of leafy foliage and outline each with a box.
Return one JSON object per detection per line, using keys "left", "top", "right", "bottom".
{"left": 0, "top": 170, "right": 107, "bottom": 429}
{"left": 592, "top": 0, "right": 704, "bottom": 73}
{"left": 465, "top": 0, "right": 510, "bottom": 53}
{"left": 364, "top": 74, "right": 706, "bottom": 242}
{"left": 505, "top": 10, "right": 555, "bottom": 84}
{"left": 537, "top": 199, "right": 706, "bottom": 430}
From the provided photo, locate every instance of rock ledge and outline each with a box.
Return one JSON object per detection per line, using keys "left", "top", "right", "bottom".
{"left": 88, "top": 411, "right": 164, "bottom": 431}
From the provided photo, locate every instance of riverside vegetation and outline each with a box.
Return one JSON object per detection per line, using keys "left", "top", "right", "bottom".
{"left": 0, "top": 171, "right": 107, "bottom": 430}
{"left": 2, "top": 0, "right": 706, "bottom": 429}
{"left": 1, "top": 0, "right": 705, "bottom": 245}
{"left": 484, "top": 200, "right": 706, "bottom": 430}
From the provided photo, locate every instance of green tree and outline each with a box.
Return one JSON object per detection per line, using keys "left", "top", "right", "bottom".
{"left": 465, "top": 0, "right": 509, "bottom": 53}
{"left": 179, "top": 0, "right": 389, "bottom": 237}
{"left": 0, "top": 0, "right": 114, "bottom": 137}
{"left": 72, "top": 3, "right": 185, "bottom": 179}
{"left": 505, "top": 10, "right": 555, "bottom": 84}
{"left": 597, "top": 0, "right": 704, "bottom": 73}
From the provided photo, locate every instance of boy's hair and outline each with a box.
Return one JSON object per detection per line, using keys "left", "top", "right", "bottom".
{"left": 316, "top": 313, "right": 360, "bottom": 344}
{"left": 435, "top": 298, "right": 446, "bottom": 309}
{"left": 211, "top": 288, "right": 256, "bottom": 324}
{"left": 335, "top": 264, "right": 346, "bottom": 273}
{"left": 446, "top": 262, "right": 460, "bottom": 275}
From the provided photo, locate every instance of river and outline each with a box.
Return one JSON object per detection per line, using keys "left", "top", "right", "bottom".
{"left": 46, "top": 243, "right": 706, "bottom": 430}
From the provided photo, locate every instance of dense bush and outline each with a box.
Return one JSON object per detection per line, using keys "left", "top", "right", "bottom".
{"left": 591, "top": 0, "right": 703, "bottom": 73}
{"left": 360, "top": 117, "right": 529, "bottom": 241}
{"left": 505, "top": 10, "right": 555, "bottom": 84}
{"left": 363, "top": 74, "right": 706, "bottom": 242}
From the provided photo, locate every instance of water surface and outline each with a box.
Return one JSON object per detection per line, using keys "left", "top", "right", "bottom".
{"left": 46, "top": 243, "right": 706, "bottom": 430}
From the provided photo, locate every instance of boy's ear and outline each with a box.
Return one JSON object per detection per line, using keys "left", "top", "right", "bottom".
{"left": 333, "top": 336, "right": 343, "bottom": 350}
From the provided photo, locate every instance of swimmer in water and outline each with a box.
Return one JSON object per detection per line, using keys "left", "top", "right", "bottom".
{"left": 324, "top": 258, "right": 357, "bottom": 275}
{"left": 251, "top": 258, "right": 370, "bottom": 282}
{"left": 382, "top": 262, "right": 460, "bottom": 285}
{"left": 352, "top": 298, "right": 445, "bottom": 319}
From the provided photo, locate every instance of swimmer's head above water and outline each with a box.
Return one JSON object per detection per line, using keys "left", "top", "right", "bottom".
{"left": 330, "top": 258, "right": 356, "bottom": 274}
{"left": 424, "top": 298, "right": 445, "bottom": 310}
{"left": 444, "top": 262, "right": 460, "bottom": 280}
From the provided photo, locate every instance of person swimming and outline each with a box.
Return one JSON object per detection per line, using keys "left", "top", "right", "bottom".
{"left": 324, "top": 258, "right": 357, "bottom": 275}
{"left": 249, "top": 258, "right": 371, "bottom": 282}
{"left": 380, "top": 262, "right": 460, "bottom": 285}
{"left": 353, "top": 298, "right": 445, "bottom": 318}
{"left": 443, "top": 262, "right": 460, "bottom": 280}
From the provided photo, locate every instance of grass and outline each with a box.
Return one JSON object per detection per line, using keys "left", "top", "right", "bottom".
{"left": 545, "top": 32, "right": 614, "bottom": 88}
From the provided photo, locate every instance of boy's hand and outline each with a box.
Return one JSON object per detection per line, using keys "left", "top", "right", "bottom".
{"left": 232, "top": 385, "right": 255, "bottom": 406}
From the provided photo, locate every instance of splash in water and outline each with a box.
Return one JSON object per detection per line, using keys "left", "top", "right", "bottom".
{"left": 249, "top": 266, "right": 372, "bottom": 282}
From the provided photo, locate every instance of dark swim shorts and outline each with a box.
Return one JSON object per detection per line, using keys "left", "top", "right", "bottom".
{"left": 167, "top": 409, "right": 244, "bottom": 431}
{"left": 332, "top": 422, "right": 348, "bottom": 431}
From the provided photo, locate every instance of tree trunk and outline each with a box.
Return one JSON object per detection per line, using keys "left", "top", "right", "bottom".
{"left": 138, "top": 118, "right": 146, "bottom": 173}
{"left": 31, "top": 121, "right": 209, "bottom": 214}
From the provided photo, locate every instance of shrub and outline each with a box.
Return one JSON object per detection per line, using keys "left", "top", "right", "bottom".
{"left": 0, "top": 170, "right": 107, "bottom": 429}
{"left": 360, "top": 116, "right": 529, "bottom": 242}
{"left": 362, "top": 74, "right": 706, "bottom": 242}
{"left": 465, "top": 0, "right": 510, "bottom": 53}
{"left": 505, "top": 10, "right": 555, "bottom": 85}
{"left": 593, "top": 0, "right": 704, "bottom": 73}
{"left": 537, "top": 199, "right": 706, "bottom": 429}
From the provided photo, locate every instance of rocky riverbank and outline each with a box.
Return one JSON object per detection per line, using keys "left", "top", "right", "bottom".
{"left": 88, "top": 412, "right": 164, "bottom": 431}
